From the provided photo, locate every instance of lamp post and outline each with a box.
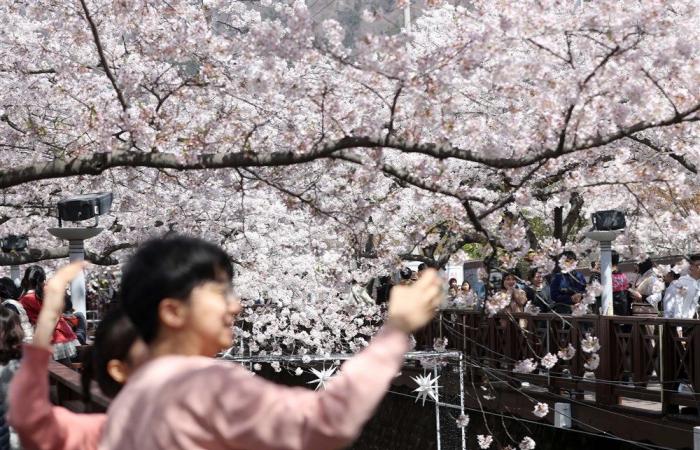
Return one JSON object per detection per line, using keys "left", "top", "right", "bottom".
{"left": 48, "top": 192, "right": 113, "bottom": 315}
{"left": 584, "top": 210, "right": 626, "bottom": 316}
{"left": 1, "top": 235, "right": 28, "bottom": 287}
{"left": 403, "top": 0, "right": 411, "bottom": 33}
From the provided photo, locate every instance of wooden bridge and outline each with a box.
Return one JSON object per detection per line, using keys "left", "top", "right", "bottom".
{"left": 417, "top": 309, "right": 700, "bottom": 449}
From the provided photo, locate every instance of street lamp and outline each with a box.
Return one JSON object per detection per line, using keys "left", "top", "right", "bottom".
{"left": 585, "top": 210, "right": 626, "bottom": 316}
{"left": 1, "top": 234, "right": 28, "bottom": 287}
{"left": 48, "top": 192, "right": 113, "bottom": 315}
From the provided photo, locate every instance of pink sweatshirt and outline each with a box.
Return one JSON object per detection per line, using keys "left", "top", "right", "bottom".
{"left": 100, "top": 326, "right": 408, "bottom": 450}
{"left": 8, "top": 344, "right": 106, "bottom": 450}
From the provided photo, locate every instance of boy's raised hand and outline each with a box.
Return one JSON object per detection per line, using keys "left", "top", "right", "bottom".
{"left": 33, "top": 262, "right": 87, "bottom": 349}
{"left": 387, "top": 269, "right": 444, "bottom": 334}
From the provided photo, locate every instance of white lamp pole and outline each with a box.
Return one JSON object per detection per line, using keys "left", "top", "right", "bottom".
{"left": 584, "top": 230, "right": 623, "bottom": 315}
{"left": 48, "top": 227, "right": 103, "bottom": 315}
{"left": 404, "top": 1, "right": 411, "bottom": 33}
{"left": 9, "top": 265, "right": 21, "bottom": 288}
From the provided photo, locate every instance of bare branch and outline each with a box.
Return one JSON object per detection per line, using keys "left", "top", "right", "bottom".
{"left": 525, "top": 38, "right": 571, "bottom": 65}
{"left": 641, "top": 68, "right": 679, "bottom": 115}
{"left": 2, "top": 102, "right": 699, "bottom": 190}
{"left": 333, "top": 153, "right": 484, "bottom": 205}
{"left": 627, "top": 135, "right": 697, "bottom": 174}
{"left": 385, "top": 84, "right": 403, "bottom": 144}
{"left": 0, "top": 243, "right": 133, "bottom": 266}
{"left": 581, "top": 45, "right": 619, "bottom": 87}
{"left": 79, "top": 0, "right": 129, "bottom": 111}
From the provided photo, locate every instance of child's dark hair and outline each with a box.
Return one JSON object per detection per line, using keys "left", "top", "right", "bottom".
{"left": 120, "top": 235, "right": 233, "bottom": 343}
{"left": 81, "top": 305, "right": 140, "bottom": 405}
{"left": 64, "top": 293, "right": 73, "bottom": 313}
{"left": 611, "top": 250, "right": 620, "bottom": 266}
{"left": 560, "top": 250, "right": 577, "bottom": 261}
{"left": 21, "top": 265, "right": 46, "bottom": 300}
{"left": 0, "top": 277, "right": 19, "bottom": 300}
{"left": 528, "top": 268, "right": 541, "bottom": 281}
{"left": 500, "top": 272, "right": 518, "bottom": 289}
{"left": 638, "top": 258, "right": 654, "bottom": 276}
{"left": 0, "top": 305, "right": 23, "bottom": 364}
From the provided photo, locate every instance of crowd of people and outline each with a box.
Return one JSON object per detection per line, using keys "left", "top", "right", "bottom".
{"left": 554, "top": 251, "right": 700, "bottom": 319}
{"left": 0, "top": 235, "right": 444, "bottom": 450}
{"left": 392, "top": 251, "right": 700, "bottom": 320}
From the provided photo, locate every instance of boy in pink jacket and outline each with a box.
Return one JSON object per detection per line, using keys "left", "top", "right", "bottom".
{"left": 100, "top": 235, "right": 443, "bottom": 450}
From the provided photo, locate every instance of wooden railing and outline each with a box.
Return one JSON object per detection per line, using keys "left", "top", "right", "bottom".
{"left": 417, "top": 310, "right": 700, "bottom": 414}
{"left": 48, "top": 360, "right": 110, "bottom": 413}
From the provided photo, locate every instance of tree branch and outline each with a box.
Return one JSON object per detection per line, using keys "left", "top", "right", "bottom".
{"left": 79, "top": 0, "right": 129, "bottom": 111}
{"left": 0, "top": 243, "right": 133, "bottom": 266}
{"left": 2, "top": 102, "right": 699, "bottom": 190}
{"left": 641, "top": 68, "right": 679, "bottom": 115}
{"left": 627, "top": 135, "right": 697, "bottom": 174}
{"left": 385, "top": 84, "right": 403, "bottom": 144}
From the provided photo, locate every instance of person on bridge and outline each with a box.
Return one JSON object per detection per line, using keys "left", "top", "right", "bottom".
{"left": 663, "top": 254, "right": 700, "bottom": 319}
{"left": 629, "top": 258, "right": 665, "bottom": 313}
{"left": 100, "top": 235, "right": 444, "bottom": 450}
{"left": 549, "top": 251, "right": 587, "bottom": 314}
{"left": 525, "top": 269, "right": 552, "bottom": 312}
{"left": 0, "top": 277, "right": 32, "bottom": 344}
{"left": 19, "top": 266, "right": 79, "bottom": 365}
{"left": 610, "top": 251, "right": 631, "bottom": 316}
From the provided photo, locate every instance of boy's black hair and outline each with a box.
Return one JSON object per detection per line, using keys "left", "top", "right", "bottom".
{"left": 120, "top": 235, "right": 233, "bottom": 343}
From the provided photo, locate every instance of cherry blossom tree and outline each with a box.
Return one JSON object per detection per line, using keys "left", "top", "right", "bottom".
{"left": 1, "top": 0, "right": 700, "bottom": 352}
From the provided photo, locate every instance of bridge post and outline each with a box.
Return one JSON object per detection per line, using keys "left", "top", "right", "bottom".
{"left": 596, "top": 314, "right": 615, "bottom": 405}
{"left": 661, "top": 321, "right": 679, "bottom": 414}
{"left": 694, "top": 426, "right": 700, "bottom": 450}
{"left": 554, "top": 402, "right": 572, "bottom": 429}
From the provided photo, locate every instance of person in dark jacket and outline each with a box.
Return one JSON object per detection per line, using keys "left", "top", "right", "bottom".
{"left": 375, "top": 276, "right": 393, "bottom": 305}
{"left": 525, "top": 269, "right": 552, "bottom": 311}
{"left": 63, "top": 295, "right": 88, "bottom": 345}
{"left": 549, "top": 251, "right": 587, "bottom": 314}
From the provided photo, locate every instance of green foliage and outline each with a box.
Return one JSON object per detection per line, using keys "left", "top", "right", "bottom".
{"left": 462, "top": 243, "right": 486, "bottom": 259}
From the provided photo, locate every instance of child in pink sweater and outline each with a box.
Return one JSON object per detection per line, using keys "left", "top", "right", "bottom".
{"left": 8, "top": 263, "right": 148, "bottom": 450}
{"left": 99, "top": 236, "right": 443, "bottom": 450}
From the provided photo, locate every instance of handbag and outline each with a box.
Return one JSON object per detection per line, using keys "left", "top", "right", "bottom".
{"left": 631, "top": 302, "right": 658, "bottom": 317}
{"left": 591, "top": 210, "right": 626, "bottom": 230}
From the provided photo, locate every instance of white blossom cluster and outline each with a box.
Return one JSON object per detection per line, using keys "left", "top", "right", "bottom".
{"left": 581, "top": 333, "right": 601, "bottom": 373}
